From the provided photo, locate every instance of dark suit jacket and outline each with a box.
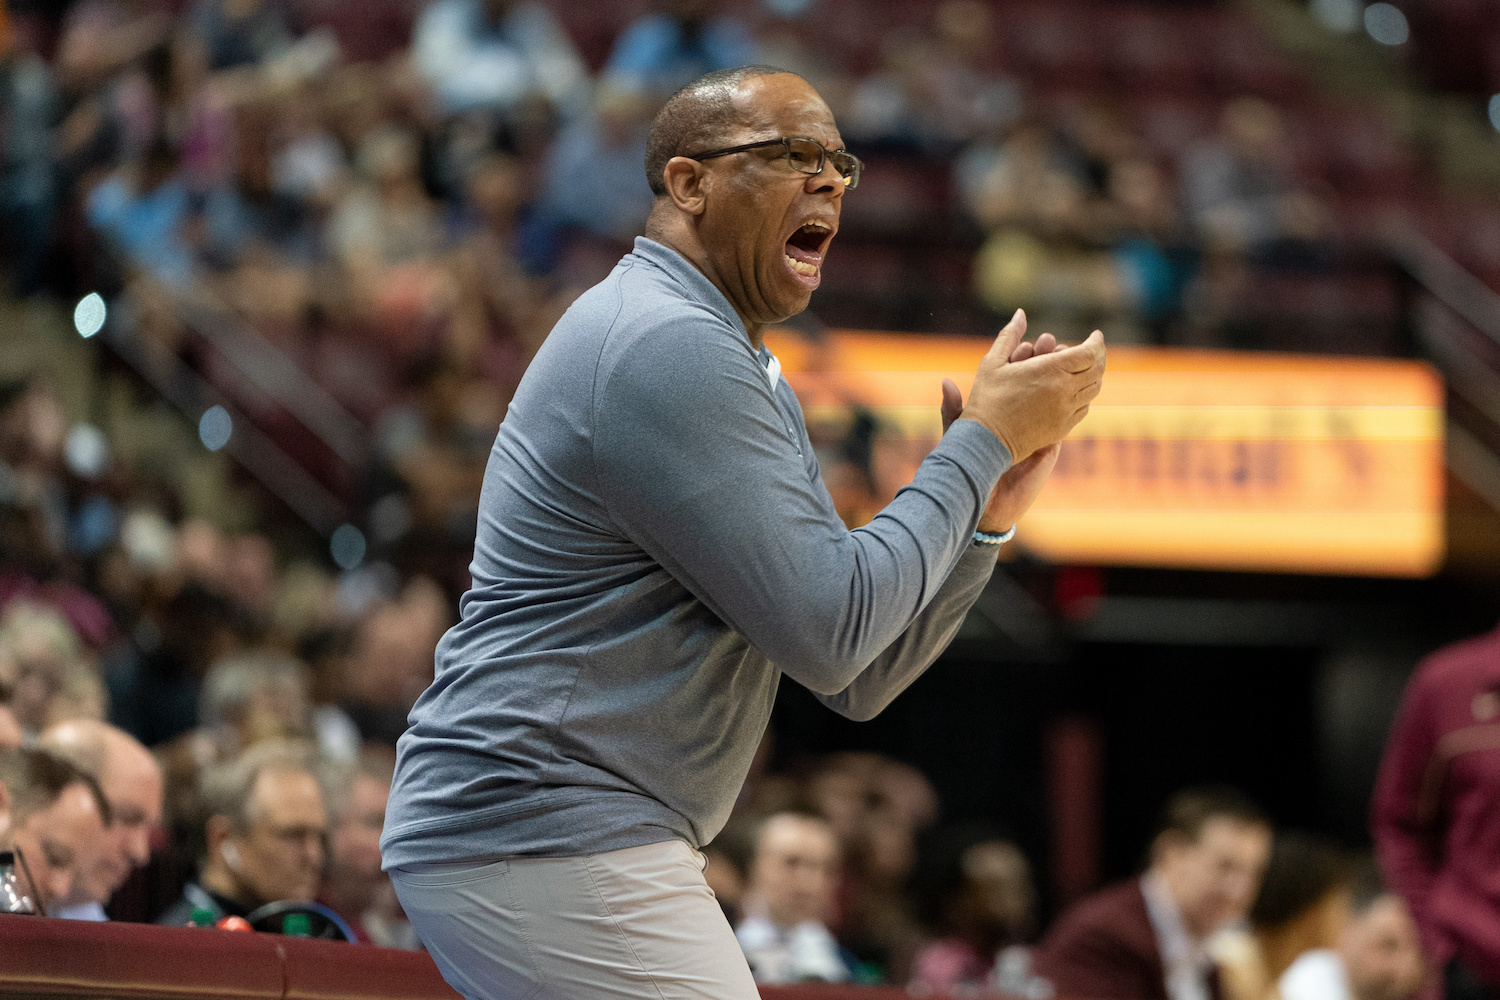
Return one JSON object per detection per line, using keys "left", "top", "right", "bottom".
{"left": 1034, "top": 878, "right": 1174, "bottom": 1000}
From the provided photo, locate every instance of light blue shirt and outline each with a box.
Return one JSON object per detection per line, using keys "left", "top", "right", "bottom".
{"left": 382, "top": 238, "right": 1010, "bottom": 865}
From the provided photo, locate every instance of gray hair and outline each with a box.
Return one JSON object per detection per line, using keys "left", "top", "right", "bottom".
{"left": 200, "top": 739, "right": 324, "bottom": 833}
{"left": 198, "top": 650, "right": 312, "bottom": 738}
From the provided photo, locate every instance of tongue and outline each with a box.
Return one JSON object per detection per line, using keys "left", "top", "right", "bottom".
{"left": 785, "top": 242, "right": 822, "bottom": 265}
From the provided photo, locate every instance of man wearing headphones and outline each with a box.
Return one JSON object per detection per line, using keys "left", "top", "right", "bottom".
{"left": 157, "top": 741, "right": 327, "bottom": 926}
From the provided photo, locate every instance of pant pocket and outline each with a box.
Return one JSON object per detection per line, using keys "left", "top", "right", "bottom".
{"left": 391, "top": 857, "right": 510, "bottom": 887}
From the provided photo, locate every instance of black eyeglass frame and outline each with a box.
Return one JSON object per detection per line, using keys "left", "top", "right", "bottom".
{"left": 11, "top": 846, "right": 42, "bottom": 915}
{"left": 684, "top": 136, "right": 862, "bottom": 189}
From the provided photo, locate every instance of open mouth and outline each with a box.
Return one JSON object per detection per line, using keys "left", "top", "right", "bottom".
{"left": 783, "top": 219, "right": 834, "bottom": 284}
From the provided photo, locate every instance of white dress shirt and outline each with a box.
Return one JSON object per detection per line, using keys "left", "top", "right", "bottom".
{"left": 1142, "top": 871, "right": 1216, "bottom": 1000}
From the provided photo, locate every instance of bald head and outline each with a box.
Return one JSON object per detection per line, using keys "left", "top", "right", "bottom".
{"left": 643, "top": 69, "right": 846, "bottom": 343}
{"left": 645, "top": 65, "right": 805, "bottom": 197}
{"left": 40, "top": 720, "right": 163, "bottom": 906}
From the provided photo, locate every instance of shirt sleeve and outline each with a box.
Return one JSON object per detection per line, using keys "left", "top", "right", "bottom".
{"left": 593, "top": 312, "right": 1010, "bottom": 697}
{"left": 1371, "top": 661, "right": 1443, "bottom": 950}
{"left": 814, "top": 529, "right": 996, "bottom": 721}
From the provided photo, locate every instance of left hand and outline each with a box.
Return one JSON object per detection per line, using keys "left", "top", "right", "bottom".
{"left": 941, "top": 331, "right": 1064, "bottom": 535}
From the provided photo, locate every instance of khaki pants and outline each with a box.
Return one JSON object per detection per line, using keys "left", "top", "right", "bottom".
{"left": 391, "top": 839, "right": 760, "bottom": 1000}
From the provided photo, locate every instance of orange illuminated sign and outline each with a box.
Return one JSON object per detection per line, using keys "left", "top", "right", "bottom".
{"left": 764, "top": 330, "right": 1445, "bottom": 577}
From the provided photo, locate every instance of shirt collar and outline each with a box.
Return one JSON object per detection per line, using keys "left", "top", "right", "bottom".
{"left": 1142, "top": 871, "right": 1211, "bottom": 969}
{"left": 629, "top": 236, "right": 752, "bottom": 347}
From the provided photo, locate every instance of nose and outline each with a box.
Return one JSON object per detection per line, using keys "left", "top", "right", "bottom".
{"left": 46, "top": 867, "right": 72, "bottom": 908}
{"left": 126, "top": 827, "right": 151, "bottom": 868}
{"left": 302, "top": 835, "right": 325, "bottom": 873}
{"left": 805, "top": 157, "right": 845, "bottom": 197}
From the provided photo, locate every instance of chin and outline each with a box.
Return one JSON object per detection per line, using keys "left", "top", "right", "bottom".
{"left": 768, "top": 290, "right": 814, "bottom": 324}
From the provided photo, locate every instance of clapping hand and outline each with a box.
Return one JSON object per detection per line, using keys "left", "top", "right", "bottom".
{"left": 941, "top": 309, "right": 1095, "bottom": 535}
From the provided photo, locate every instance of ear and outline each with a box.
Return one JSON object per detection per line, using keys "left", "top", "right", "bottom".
{"left": 661, "top": 156, "right": 709, "bottom": 217}
{"left": 0, "top": 778, "right": 10, "bottom": 838}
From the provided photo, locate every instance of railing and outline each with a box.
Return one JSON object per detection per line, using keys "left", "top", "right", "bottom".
{"left": 1391, "top": 225, "right": 1500, "bottom": 514}
{"left": 0, "top": 914, "right": 920, "bottom": 1000}
{"left": 102, "top": 316, "right": 351, "bottom": 538}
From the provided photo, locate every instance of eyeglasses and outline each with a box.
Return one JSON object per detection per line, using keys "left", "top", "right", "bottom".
{"left": 686, "top": 136, "right": 862, "bottom": 189}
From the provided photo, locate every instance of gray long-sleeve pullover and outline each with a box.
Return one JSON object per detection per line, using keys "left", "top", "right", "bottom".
{"left": 380, "top": 238, "right": 1011, "bottom": 866}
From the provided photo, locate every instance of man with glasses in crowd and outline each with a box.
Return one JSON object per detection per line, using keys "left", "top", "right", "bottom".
{"left": 159, "top": 741, "right": 328, "bottom": 927}
{"left": 0, "top": 747, "right": 111, "bottom": 914}
{"left": 382, "top": 65, "right": 1106, "bottom": 1000}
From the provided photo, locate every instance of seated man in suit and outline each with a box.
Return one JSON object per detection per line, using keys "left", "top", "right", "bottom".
{"left": 1035, "top": 786, "right": 1273, "bottom": 1000}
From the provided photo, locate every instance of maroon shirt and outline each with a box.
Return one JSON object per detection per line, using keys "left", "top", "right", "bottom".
{"left": 1035, "top": 879, "right": 1169, "bottom": 1000}
{"left": 1373, "top": 624, "right": 1500, "bottom": 984}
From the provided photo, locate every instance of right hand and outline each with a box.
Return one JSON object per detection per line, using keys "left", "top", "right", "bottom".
{"left": 959, "top": 309, "right": 1105, "bottom": 462}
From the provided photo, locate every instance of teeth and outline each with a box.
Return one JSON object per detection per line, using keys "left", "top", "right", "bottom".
{"left": 803, "top": 220, "right": 831, "bottom": 232}
{"left": 785, "top": 254, "right": 818, "bottom": 276}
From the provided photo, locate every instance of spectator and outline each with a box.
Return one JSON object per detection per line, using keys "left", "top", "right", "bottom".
{"left": 196, "top": 649, "right": 315, "bottom": 759}
{"left": 335, "top": 578, "right": 449, "bottom": 744}
{"left": 448, "top": 152, "right": 550, "bottom": 374}
{"left": 153, "top": 648, "right": 320, "bottom": 870}
{"left": 1280, "top": 861, "right": 1424, "bottom": 1000}
{"left": 327, "top": 125, "right": 452, "bottom": 359}
{"left": 1216, "top": 833, "right": 1352, "bottom": 1000}
{"left": 537, "top": 83, "right": 655, "bottom": 244}
{"left": 157, "top": 739, "right": 328, "bottom": 925}
{"left": 801, "top": 753, "right": 939, "bottom": 981}
{"left": 910, "top": 828, "right": 1045, "bottom": 997}
{"left": 602, "top": 0, "right": 755, "bottom": 99}
{"left": 319, "top": 744, "right": 418, "bottom": 948}
{"left": 736, "top": 811, "right": 854, "bottom": 984}
{"left": 1035, "top": 786, "right": 1273, "bottom": 1000}
{"left": 106, "top": 581, "right": 257, "bottom": 748}
{"left": 1373, "top": 623, "right": 1500, "bottom": 1000}
{"left": 201, "top": 99, "right": 319, "bottom": 270}
{"left": 411, "top": 0, "right": 586, "bottom": 120}
{"left": 1180, "top": 98, "right": 1325, "bottom": 254}
{"left": 0, "top": 600, "right": 105, "bottom": 735}
{"left": 0, "top": 746, "right": 112, "bottom": 913}
{"left": 86, "top": 135, "right": 197, "bottom": 287}
{"left": 186, "top": 0, "right": 293, "bottom": 71}
{"left": 39, "top": 720, "right": 165, "bottom": 920}
{"left": 0, "top": 32, "right": 61, "bottom": 295}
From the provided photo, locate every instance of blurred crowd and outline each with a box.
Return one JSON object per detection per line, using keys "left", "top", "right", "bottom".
{"left": 0, "top": 0, "right": 1435, "bottom": 606}
{"left": 0, "top": 0, "right": 1409, "bottom": 629}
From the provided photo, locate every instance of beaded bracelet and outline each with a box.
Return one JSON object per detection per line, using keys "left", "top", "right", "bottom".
{"left": 972, "top": 525, "right": 1016, "bottom": 545}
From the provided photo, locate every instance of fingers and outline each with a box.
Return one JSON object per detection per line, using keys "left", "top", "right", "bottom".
{"left": 1009, "top": 331, "right": 1056, "bottom": 363}
{"left": 1051, "top": 330, "right": 1106, "bottom": 374}
{"left": 940, "top": 378, "right": 963, "bottom": 434}
{"left": 985, "top": 308, "right": 1027, "bottom": 364}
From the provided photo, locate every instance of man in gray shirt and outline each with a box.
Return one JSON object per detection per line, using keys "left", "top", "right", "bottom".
{"left": 383, "top": 65, "right": 1104, "bottom": 1000}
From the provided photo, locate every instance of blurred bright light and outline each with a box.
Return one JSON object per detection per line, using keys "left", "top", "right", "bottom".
{"left": 1488, "top": 95, "right": 1500, "bottom": 132}
{"left": 64, "top": 423, "right": 110, "bottom": 479}
{"left": 1364, "top": 3, "right": 1409, "bottom": 46}
{"left": 198, "top": 406, "right": 233, "bottom": 451}
{"left": 1312, "top": 0, "right": 1362, "bottom": 33}
{"left": 330, "top": 524, "right": 366, "bottom": 571}
{"left": 73, "top": 293, "right": 106, "bottom": 338}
